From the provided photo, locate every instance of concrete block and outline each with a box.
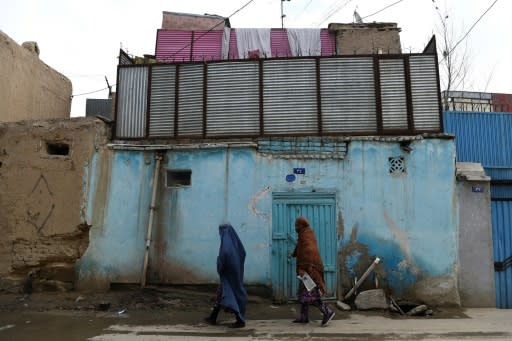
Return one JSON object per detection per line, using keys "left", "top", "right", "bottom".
{"left": 355, "top": 289, "right": 388, "bottom": 310}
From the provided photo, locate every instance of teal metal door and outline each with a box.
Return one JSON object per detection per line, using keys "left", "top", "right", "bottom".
{"left": 271, "top": 192, "right": 337, "bottom": 301}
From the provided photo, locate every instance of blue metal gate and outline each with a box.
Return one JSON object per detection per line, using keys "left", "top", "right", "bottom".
{"left": 271, "top": 192, "right": 337, "bottom": 301}
{"left": 492, "top": 197, "right": 512, "bottom": 308}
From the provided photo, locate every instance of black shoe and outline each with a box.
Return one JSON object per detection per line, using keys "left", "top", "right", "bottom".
{"left": 292, "top": 318, "right": 309, "bottom": 324}
{"left": 321, "top": 310, "right": 335, "bottom": 326}
{"left": 203, "top": 316, "right": 217, "bottom": 325}
{"left": 229, "top": 320, "right": 246, "bottom": 328}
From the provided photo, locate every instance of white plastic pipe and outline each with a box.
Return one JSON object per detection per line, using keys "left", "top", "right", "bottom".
{"left": 141, "top": 153, "right": 163, "bottom": 288}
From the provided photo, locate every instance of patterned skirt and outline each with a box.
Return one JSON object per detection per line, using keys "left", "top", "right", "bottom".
{"left": 297, "top": 282, "right": 322, "bottom": 303}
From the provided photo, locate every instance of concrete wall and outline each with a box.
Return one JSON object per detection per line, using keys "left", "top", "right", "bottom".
{"left": 328, "top": 23, "right": 402, "bottom": 54}
{"left": 456, "top": 164, "right": 495, "bottom": 307}
{"left": 0, "top": 117, "right": 111, "bottom": 292}
{"left": 78, "top": 137, "right": 460, "bottom": 305}
{"left": 0, "top": 31, "right": 72, "bottom": 123}
{"left": 161, "top": 11, "right": 227, "bottom": 30}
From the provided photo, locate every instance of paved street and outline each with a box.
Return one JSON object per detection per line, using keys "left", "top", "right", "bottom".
{"left": 1, "top": 308, "right": 512, "bottom": 340}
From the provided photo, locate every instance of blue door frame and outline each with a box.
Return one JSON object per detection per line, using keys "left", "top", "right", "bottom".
{"left": 271, "top": 192, "right": 337, "bottom": 301}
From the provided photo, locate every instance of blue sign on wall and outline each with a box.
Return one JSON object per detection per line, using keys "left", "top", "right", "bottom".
{"left": 293, "top": 168, "right": 306, "bottom": 175}
{"left": 472, "top": 186, "right": 484, "bottom": 193}
{"left": 286, "top": 174, "right": 296, "bottom": 182}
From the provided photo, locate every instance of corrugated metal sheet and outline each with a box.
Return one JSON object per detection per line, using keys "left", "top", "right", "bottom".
{"left": 320, "top": 29, "right": 335, "bottom": 56}
{"left": 379, "top": 59, "right": 408, "bottom": 129}
{"left": 157, "top": 28, "right": 336, "bottom": 61}
{"left": 191, "top": 30, "right": 223, "bottom": 61}
{"left": 263, "top": 59, "right": 317, "bottom": 134}
{"left": 228, "top": 29, "right": 239, "bottom": 60}
{"left": 149, "top": 65, "right": 176, "bottom": 137}
{"left": 177, "top": 64, "right": 204, "bottom": 136}
{"left": 206, "top": 62, "right": 260, "bottom": 136}
{"left": 320, "top": 58, "right": 376, "bottom": 132}
{"left": 443, "top": 111, "right": 512, "bottom": 169}
{"left": 491, "top": 185, "right": 512, "bottom": 200}
{"left": 116, "top": 55, "right": 443, "bottom": 138}
{"left": 486, "top": 168, "right": 512, "bottom": 181}
{"left": 271, "top": 29, "right": 292, "bottom": 58}
{"left": 119, "top": 50, "right": 133, "bottom": 65}
{"left": 409, "top": 55, "right": 440, "bottom": 131}
{"left": 156, "top": 30, "right": 193, "bottom": 62}
{"left": 116, "top": 67, "right": 148, "bottom": 138}
{"left": 86, "top": 99, "right": 112, "bottom": 120}
{"left": 492, "top": 200, "right": 512, "bottom": 308}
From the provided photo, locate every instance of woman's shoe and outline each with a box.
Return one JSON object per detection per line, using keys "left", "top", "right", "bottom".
{"left": 321, "top": 310, "right": 335, "bottom": 326}
{"left": 203, "top": 316, "right": 217, "bottom": 325}
{"left": 229, "top": 320, "right": 246, "bottom": 328}
{"left": 292, "top": 318, "right": 309, "bottom": 323}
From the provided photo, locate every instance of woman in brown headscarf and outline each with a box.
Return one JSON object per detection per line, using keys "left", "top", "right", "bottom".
{"left": 292, "top": 216, "right": 335, "bottom": 326}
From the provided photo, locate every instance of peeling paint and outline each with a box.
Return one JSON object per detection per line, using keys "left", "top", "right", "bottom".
{"left": 337, "top": 211, "right": 344, "bottom": 240}
{"left": 248, "top": 185, "right": 271, "bottom": 221}
{"left": 384, "top": 211, "right": 419, "bottom": 275}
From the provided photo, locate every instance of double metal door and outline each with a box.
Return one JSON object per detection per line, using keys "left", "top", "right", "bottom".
{"left": 271, "top": 192, "right": 337, "bottom": 301}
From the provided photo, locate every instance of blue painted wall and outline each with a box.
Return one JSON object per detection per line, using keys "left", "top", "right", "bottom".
{"left": 78, "top": 138, "right": 457, "bottom": 299}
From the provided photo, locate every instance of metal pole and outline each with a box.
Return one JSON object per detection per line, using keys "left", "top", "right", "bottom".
{"left": 343, "top": 257, "right": 381, "bottom": 300}
{"left": 281, "top": 0, "right": 284, "bottom": 29}
{"left": 141, "top": 152, "right": 163, "bottom": 288}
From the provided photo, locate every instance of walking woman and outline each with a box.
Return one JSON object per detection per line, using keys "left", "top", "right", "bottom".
{"left": 204, "top": 223, "right": 247, "bottom": 328}
{"left": 292, "top": 216, "right": 335, "bottom": 326}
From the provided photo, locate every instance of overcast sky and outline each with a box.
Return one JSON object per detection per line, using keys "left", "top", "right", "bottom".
{"left": 1, "top": 0, "right": 510, "bottom": 117}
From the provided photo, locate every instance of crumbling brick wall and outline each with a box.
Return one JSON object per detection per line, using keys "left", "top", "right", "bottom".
{"left": 329, "top": 23, "right": 402, "bottom": 55}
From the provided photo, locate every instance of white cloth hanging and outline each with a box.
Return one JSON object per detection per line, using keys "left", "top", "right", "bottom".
{"left": 287, "top": 28, "right": 321, "bottom": 57}
{"left": 235, "top": 28, "right": 271, "bottom": 59}
{"left": 222, "top": 27, "right": 231, "bottom": 60}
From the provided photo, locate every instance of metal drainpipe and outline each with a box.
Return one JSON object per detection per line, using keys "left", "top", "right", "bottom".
{"left": 141, "top": 152, "right": 163, "bottom": 288}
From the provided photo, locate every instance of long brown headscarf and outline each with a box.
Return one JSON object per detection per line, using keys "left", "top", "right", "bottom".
{"left": 292, "top": 216, "right": 327, "bottom": 294}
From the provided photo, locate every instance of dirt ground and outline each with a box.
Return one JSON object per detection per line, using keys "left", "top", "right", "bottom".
{"left": 0, "top": 285, "right": 468, "bottom": 321}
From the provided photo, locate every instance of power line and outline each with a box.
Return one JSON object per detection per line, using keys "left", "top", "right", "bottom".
{"left": 446, "top": 0, "right": 499, "bottom": 58}
{"left": 314, "top": 0, "right": 353, "bottom": 27}
{"left": 361, "top": 0, "right": 405, "bottom": 20}
{"left": 166, "top": 0, "right": 256, "bottom": 61}
{"left": 71, "top": 86, "right": 115, "bottom": 98}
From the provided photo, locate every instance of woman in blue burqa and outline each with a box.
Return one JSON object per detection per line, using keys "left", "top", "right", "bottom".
{"left": 204, "top": 223, "right": 247, "bottom": 328}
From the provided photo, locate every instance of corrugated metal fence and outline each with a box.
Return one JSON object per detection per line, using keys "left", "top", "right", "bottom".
{"left": 444, "top": 111, "right": 512, "bottom": 308}
{"left": 115, "top": 54, "right": 442, "bottom": 139}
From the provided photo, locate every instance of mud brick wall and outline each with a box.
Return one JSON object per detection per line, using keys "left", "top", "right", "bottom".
{"left": 0, "top": 117, "right": 110, "bottom": 291}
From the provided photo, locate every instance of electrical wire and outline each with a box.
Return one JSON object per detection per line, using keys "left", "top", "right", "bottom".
{"left": 71, "top": 86, "right": 115, "bottom": 98}
{"left": 291, "top": 0, "right": 313, "bottom": 24}
{"left": 166, "top": 0, "right": 256, "bottom": 61}
{"left": 444, "top": 0, "right": 499, "bottom": 59}
{"left": 361, "top": 0, "right": 405, "bottom": 20}
{"left": 313, "top": 0, "right": 353, "bottom": 27}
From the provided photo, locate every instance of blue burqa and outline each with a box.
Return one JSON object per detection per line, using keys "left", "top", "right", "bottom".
{"left": 217, "top": 224, "right": 247, "bottom": 322}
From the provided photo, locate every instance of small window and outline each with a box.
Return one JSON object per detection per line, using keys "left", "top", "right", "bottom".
{"left": 166, "top": 169, "right": 191, "bottom": 188}
{"left": 46, "top": 142, "right": 70, "bottom": 156}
